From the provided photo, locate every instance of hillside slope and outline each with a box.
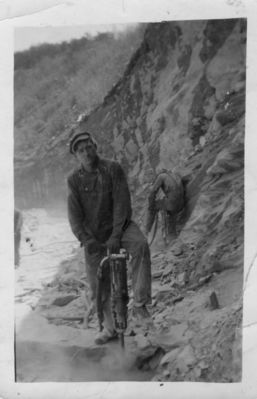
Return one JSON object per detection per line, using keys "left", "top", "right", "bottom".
{"left": 14, "top": 27, "right": 145, "bottom": 208}
{"left": 69, "top": 19, "right": 245, "bottom": 382}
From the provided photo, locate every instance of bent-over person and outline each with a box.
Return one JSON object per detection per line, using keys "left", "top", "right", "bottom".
{"left": 145, "top": 169, "right": 185, "bottom": 241}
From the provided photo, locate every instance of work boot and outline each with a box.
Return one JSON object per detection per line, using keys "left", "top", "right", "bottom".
{"left": 95, "top": 328, "right": 118, "bottom": 345}
{"left": 94, "top": 296, "right": 118, "bottom": 345}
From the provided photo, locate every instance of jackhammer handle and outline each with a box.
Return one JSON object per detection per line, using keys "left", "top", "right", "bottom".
{"left": 98, "top": 255, "right": 110, "bottom": 279}
{"left": 100, "top": 255, "right": 110, "bottom": 268}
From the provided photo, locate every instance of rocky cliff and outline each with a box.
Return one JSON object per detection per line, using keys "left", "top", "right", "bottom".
{"left": 15, "top": 19, "right": 246, "bottom": 382}
{"left": 15, "top": 20, "right": 246, "bottom": 213}
{"left": 68, "top": 18, "right": 245, "bottom": 278}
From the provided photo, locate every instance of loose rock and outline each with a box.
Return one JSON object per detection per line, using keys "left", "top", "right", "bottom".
{"left": 51, "top": 295, "right": 79, "bottom": 307}
{"left": 209, "top": 291, "right": 220, "bottom": 309}
{"left": 160, "top": 348, "right": 181, "bottom": 366}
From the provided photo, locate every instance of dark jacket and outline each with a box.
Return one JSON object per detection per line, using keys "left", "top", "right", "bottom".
{"left": 148, "top": 170, "right": 184, "bottom": 213}
{"left": 67, "top": 157, "right": 132, "bottom": 244}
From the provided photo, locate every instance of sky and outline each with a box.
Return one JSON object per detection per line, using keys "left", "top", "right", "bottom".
{"left": 14, "top": 23, "right": 135, "bottom": 52}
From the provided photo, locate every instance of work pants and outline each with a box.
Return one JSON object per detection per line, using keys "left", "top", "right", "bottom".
{"left": 84, "top": 221, "right": 152, "bottom": 332}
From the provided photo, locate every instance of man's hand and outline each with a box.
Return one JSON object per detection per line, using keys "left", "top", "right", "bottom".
{"left": 84, "top": 239, "right": 103, "bottom": 254}
{"left": 105, "top": 236, "right": 120, "bottom": 254}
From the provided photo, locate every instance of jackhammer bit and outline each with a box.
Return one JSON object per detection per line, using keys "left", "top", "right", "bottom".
{"left": 97, "top": 249, "right": 129, "bottom": 349}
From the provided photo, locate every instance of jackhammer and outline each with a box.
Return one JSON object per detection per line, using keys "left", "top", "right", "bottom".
{"left": 96, "top": 249, "right": 129, "bottom": 349}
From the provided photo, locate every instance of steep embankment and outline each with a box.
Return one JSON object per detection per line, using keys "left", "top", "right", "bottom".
{"left": 14, "top": 27, "right": 145, "bottom": 208}
{"left": 75, "top": 18, "right": 245, "bottom": 286}
{"left": 15, "top": 19, "right": 245, "bottom": 382}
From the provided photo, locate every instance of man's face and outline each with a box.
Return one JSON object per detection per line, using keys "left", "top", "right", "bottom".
{"left": 75, "top": 139, "right": 97, "bottom": 168}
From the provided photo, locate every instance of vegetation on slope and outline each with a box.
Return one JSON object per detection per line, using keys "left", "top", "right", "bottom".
{"left": 14, "top": 26, "right": 145, "bottom": 159}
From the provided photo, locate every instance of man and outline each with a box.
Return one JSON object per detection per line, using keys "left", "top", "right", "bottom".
{"left": 67, "top": 127, "right": 151, "bottom": 345}
{"left": 145, "top": 169, "right": 185, "bottom": 242}
{"left": 14, "top": 208, "right": 23, "bottom": 268}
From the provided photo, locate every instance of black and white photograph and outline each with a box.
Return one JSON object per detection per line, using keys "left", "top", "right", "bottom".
{"left": 1, "top": 0, "right": 257, "bottom": 398}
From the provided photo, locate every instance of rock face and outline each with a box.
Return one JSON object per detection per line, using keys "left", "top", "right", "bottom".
{"left": 15, "top": 19, "right": 246, "bottom": 214}
{"left": 73, "top": 19, "right": 245, "bottom": 281}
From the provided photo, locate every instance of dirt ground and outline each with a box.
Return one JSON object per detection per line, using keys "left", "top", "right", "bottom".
{"left": 15, "top": 209, "right": 242, "bottom": 382}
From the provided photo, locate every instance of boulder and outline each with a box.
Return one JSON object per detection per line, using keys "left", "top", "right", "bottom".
{"left": 176, "top": 345, "right": 195, "bottom": 373}
{"left": 177, "top": 272, "right": 187, "bottom": 286}
{"left": 153, "top": 322, "right": 189, "bottom": 351}
{"left": 153, "top": 286, "right": 175, "bottom": 302}
{"left": 134, "top": 334, "right": 150, "bottom": 350}
{"left": 162, "top": 369, "right": 171, "bottom": 378}
{"left": 216, "top": 92, "right": 245, "bottom": 126}
{"left": 135, "top": 342, "right": 164, "bottom": 371}
{"left": 51, "top": 295, "right": 79, "bottom": 307}
{"left": 160, "top": 348, "right": 181, "bottom": 366}
{"left": 148, "top": 347, "right": 166, "bottom": 370}
{"left": 171, "top": 243, "right": 183, "bottom": 256}
{"left": 152, "top": 270, "right": 163, "bottom": 279}
{"left": 161, "top": 263, "right": 174, "bottom": 277}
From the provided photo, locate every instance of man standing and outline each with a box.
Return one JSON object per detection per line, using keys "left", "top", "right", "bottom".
{"left": 67, "top": 127, "right": 151, "bottom": 344}
{"left": 14, "top": 208, "right": 23, "bottom": 268}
